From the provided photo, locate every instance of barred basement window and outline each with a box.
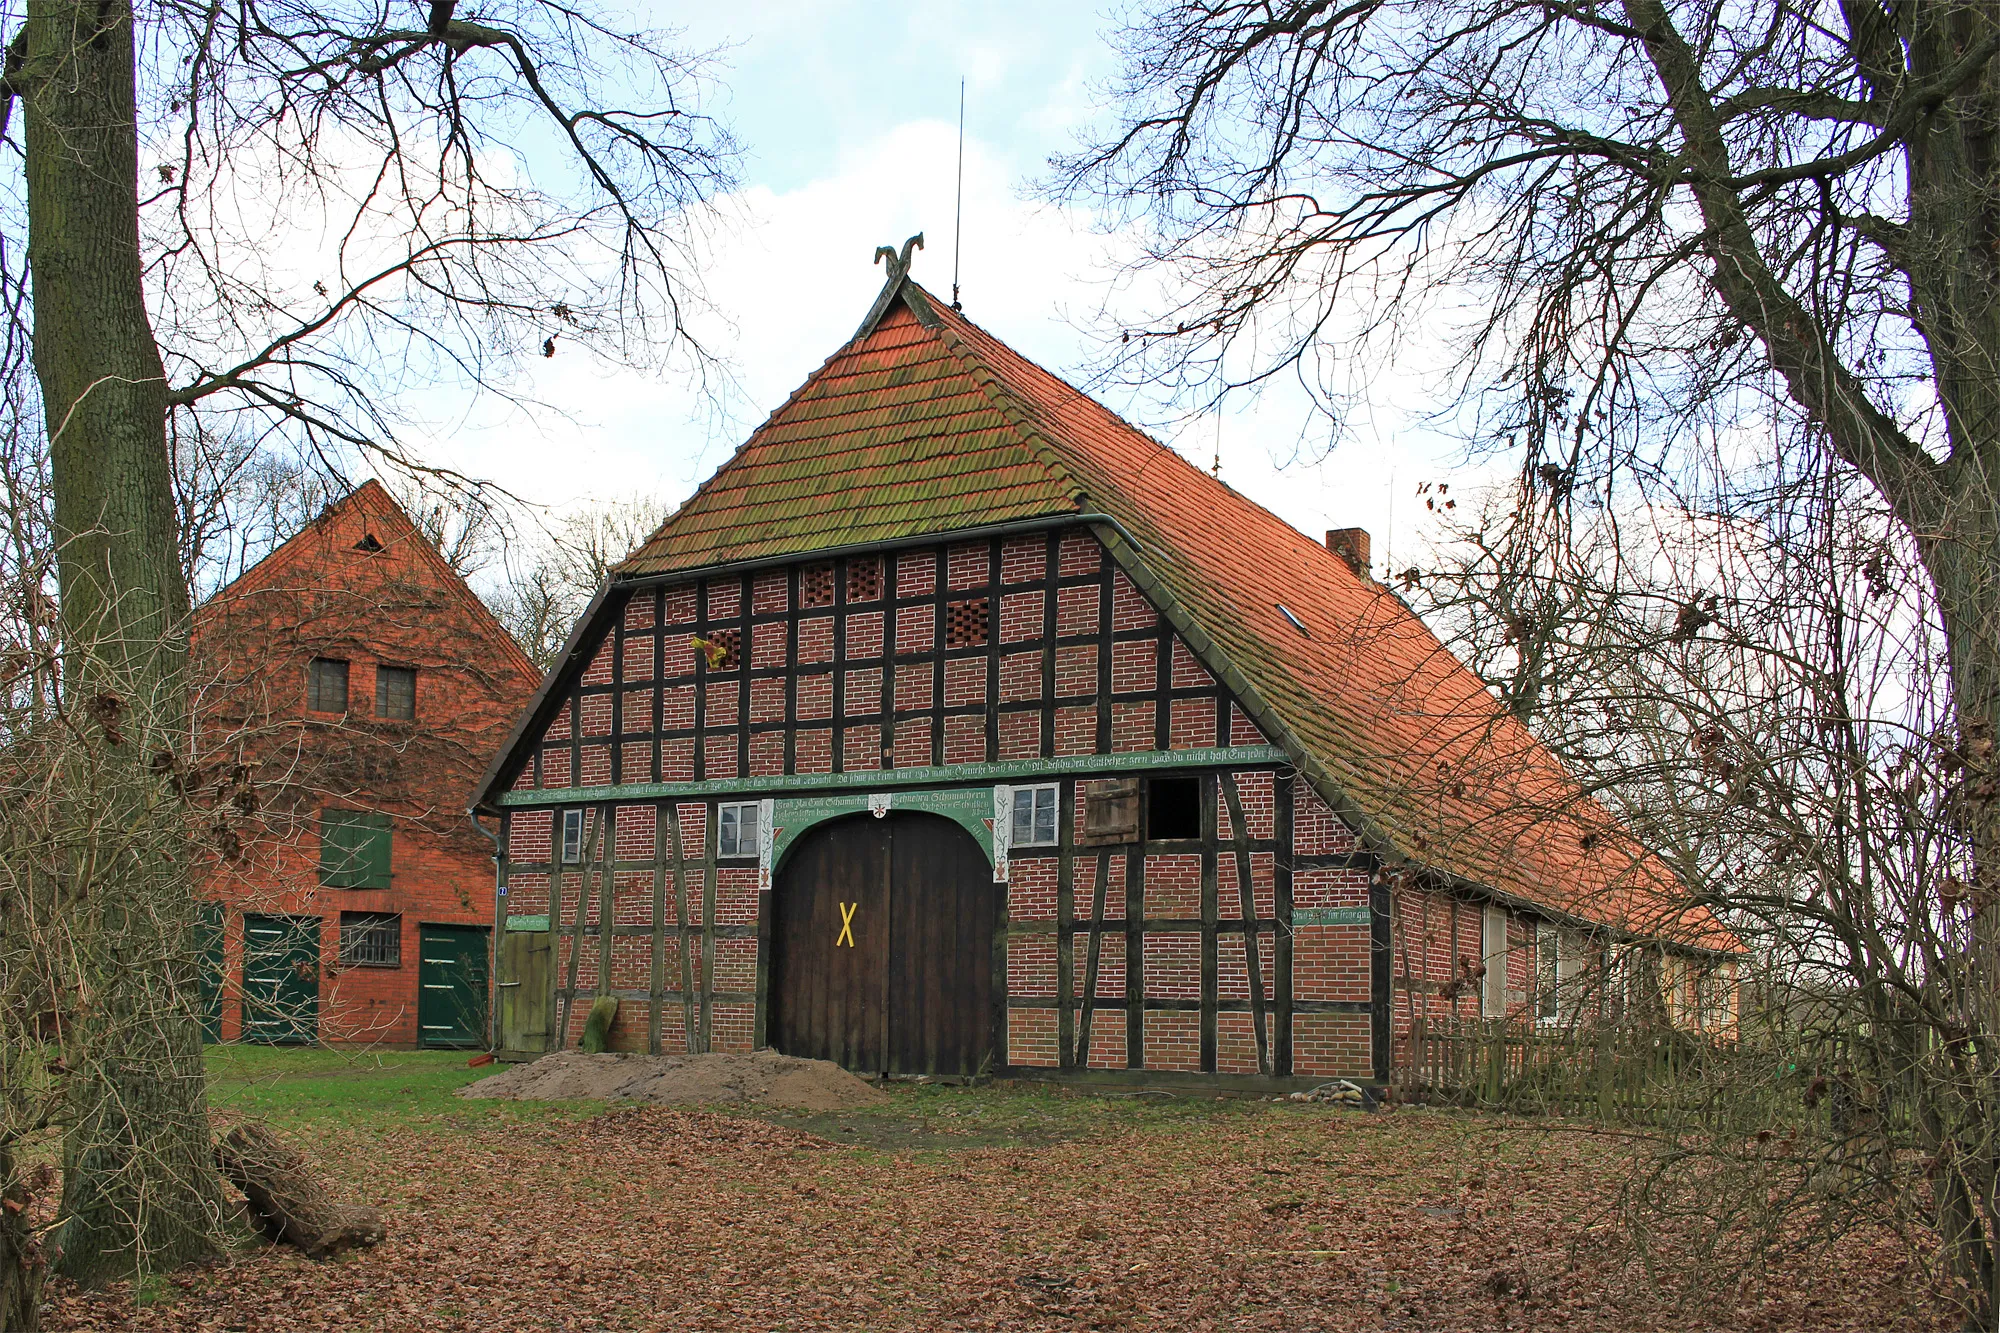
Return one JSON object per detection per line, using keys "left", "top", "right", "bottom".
{"left": 561, "top": 809, "right": 584, "bottom": 864}
{"left": 846, "top": 557, "right": 882, "bottom": 603}
{"left": 945, "top": 597, "right": 989, "bottom": 648}
{"left": 718, "top": 801, "right": 760, "bottom": 858}
{"left": 306, "top": 657, "right": 349, "bottom": 713}
{"left": 801, "top": 562, "right": 836, "bottom": 608}
{"left": 375, "top": 665, "right": 416, "bottom": 720}
{"left": 339, "top": 912, "right": 401, "bottom": 967}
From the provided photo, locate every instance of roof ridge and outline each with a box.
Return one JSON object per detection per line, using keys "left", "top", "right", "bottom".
{"left": 199, "top": 481, "right": 372, "bottom": 608}
{"left": 360, "top": 487, "right": 543, "bottom": 683}
{"left": 922, "top": 289, "right": 1365, "bottom": 576}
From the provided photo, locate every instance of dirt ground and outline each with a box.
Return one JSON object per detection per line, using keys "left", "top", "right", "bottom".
{"left": 457, "top": 1049, "right": 889, "bottom": 1112}
{"left": 44, "top": 1063, "right": 1950, "bottom": 1332}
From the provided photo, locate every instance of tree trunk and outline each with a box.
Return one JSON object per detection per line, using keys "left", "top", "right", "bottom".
{"left": 0, "top": 1146, "right": 46, "bottom": 1332}
{"left": 19, "top": 0, "right": 217, "bottom": 1285}
{"left": 1918, "top": 523, "right": 2000, "bottom": 1329}
{"left": 215, "top": 1125, "right": 384, "bottom": 1260}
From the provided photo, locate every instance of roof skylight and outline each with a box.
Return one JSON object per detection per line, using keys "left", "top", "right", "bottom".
{"left": 1276, "top": 603, "right": 1310, "bottom": 636}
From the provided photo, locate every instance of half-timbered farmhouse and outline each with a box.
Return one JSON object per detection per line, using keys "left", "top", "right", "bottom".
{"left": 472, "top": 249, "right": 1739, "bottom": 1086}
{"left": 196, "top": 482, "right": 541, "bottom": 1047}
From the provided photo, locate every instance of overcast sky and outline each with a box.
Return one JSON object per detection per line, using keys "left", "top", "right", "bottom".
{"left": 424, "top": 1, "right": 1472, "bottom": 574}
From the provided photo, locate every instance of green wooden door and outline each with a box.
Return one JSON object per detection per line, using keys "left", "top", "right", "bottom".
{"left": 418, "top": 924, "right": 490, "bottom": 1049}
{"left": 494, "top": 928, "right": 553, "bottom": 1057}
{"left": 242, "top": 914, "right": 320, "bottom": 1045}
{"left": 196, "top": 903, "right": 224, "bottom": 1043}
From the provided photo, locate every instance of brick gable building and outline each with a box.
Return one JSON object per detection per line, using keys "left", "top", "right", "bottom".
{"left": 196, "top": 481, "right": 540, "bottom": 1047}
{"left": 473, "top": 257, "right": 1739, "bottom": 1085}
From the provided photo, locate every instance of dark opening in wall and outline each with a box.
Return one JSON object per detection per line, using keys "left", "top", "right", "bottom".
{"left": 1147, "top": 776, "right": 1202, "bottom": 841}
{"left": 945, "top": 597, "right": 989, "bottom": 648}
{"left": 846, "top": 557, "right": 882, "bottom": 602}
{"left": 801, "top": 562, "right": 836, "bottom": 608}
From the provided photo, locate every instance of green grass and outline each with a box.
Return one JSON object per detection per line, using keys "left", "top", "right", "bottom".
{"left": 203, "top": 1045, "right": 592, "bottom": 1128}
{"left": 201, "top": 1045, "right": 1310, "bottom": 1148}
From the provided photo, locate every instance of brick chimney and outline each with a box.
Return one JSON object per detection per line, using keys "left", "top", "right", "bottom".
{"left": 1325, "top": 527, "right": 1371, "bottom": 576}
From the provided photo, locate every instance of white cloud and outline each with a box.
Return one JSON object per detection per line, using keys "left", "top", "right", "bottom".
{"left": 414, "top": 116, "right": 1479, "bottom": 575}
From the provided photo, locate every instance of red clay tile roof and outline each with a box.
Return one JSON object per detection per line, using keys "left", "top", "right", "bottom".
{"left": 617, "top": 281, "right": 1736, "bottom": 952}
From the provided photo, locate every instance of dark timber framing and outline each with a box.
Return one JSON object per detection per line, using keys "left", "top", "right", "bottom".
{"left": 489, "top": 521, "right": 1387, "bottom": 1083}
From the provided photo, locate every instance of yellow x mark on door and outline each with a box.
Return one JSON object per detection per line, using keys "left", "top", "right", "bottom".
{"left": 836, "top": 901, "right": 857, "bottom": 948}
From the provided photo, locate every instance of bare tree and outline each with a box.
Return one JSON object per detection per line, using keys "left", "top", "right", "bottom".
{"left": 487, "top": 494, "right": 674, "bottom": 668}
{"left": 0, "top": 0, "right": 736, "bottom": 1302}
{"left": 1055, "top": 0, "right": 2000, "bottom": 1317}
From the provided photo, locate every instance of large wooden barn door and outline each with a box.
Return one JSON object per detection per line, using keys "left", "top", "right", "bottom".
{"left": 771, "top": 814, "right": 893, "bottom": 1070}
{"left": 770, "top": 812, "right": 994, "bottom": 1076}
{"left": 886, "top": 815, "right": 994, "bottom": 1076}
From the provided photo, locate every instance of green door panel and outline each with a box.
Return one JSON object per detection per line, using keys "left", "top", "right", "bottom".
{"left": 418, "top": 924, "right": 490, "bottom": 1049}
{"left": 242, "top": 913, "right": 320, "bottom": 1045}
{"left": 494, "top": 928, "right": 553, "bottom": 1057}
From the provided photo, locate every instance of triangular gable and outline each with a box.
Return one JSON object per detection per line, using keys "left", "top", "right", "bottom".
{"left": 198, "top": 480, "right": 540, "bottom": 685}
{"left": 617, "top": 297, "right": 1083, "bottom": 577}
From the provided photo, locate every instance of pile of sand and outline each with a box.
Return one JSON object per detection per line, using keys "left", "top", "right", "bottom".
{"left": 457, "top": 1049, "right": 887, "bottom": 1112}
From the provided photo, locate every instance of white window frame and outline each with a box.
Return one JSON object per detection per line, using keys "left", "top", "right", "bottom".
{"left": 717, "top": 801, "right": 761, "bottom": 859}
{"left": 1481, "top": 904, "right": 1508, "bottom": 1017}
{"left": 560, "top": 809, "right": 583, "bottom": 864}
{"left": 1009, "top": 783, "right": 1060, "bottom": 848}
{"left": 1695, "top": 959, "right": 1736, "bottom": 1032}
{"left": 1536, "top": 923, "right": 1561, "bottom": 1024}
{"left": 1604, "top": 944, "right": 1644, "bottom": 1023}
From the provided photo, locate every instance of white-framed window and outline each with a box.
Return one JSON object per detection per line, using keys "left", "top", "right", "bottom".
{"left": 718, "top": 801, "right": 761, "bottom": 859}
{"left": 1010, "top": 783, "right": 1060, "bottom": 847}
{"left": 1603, "top": 945, "right": 1630, "bottom": 1022}
{"left": 1481, "top": 904, "right": 1508, "bottom": 1017}
{"left": 560, "top": 809, "right": 583, "bottom": 864}
{"left": 1695, "top": 959, "right": 1737, "bottom": 1032}
{"left": 1536, "top": 923, "right": 1561, "bottom": 1023}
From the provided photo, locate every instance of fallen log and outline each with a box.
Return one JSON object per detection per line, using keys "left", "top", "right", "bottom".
{"left": 215, "top": 1123, "right": 384, "bottom": 1259}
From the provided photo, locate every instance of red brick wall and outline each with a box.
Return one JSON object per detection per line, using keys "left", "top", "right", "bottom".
{"left": 193, "top": 482, "right": 539, "bottom": 1047}
{"left": 494, "top": 525, "right": 1379, "bottom": 1080}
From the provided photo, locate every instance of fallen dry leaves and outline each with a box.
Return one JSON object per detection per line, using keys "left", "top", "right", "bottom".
{"left": 46, "top": 1099, "right": 1947, "bottom": 1332}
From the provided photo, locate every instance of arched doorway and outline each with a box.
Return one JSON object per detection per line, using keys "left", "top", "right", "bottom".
{"left": 769, "top": 811, "right": 997, "bottom": 1076}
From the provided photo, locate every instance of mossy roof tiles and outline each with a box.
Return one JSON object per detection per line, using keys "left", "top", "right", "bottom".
{"left": 613, "top": 281, "right": 1735, "bottom": 952}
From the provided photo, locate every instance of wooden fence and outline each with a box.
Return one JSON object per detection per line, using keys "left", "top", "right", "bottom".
{"left": 1400, "top": 1011, "right": 1748, "bottom": 1121}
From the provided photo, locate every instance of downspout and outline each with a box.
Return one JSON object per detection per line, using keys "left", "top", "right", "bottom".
{"left": 468, "top": 811, "right": 503, "bottom": 1051}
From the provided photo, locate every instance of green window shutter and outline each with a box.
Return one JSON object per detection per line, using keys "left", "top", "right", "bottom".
{"left": 320, "top": 811, "right": 392, "bottom": 888}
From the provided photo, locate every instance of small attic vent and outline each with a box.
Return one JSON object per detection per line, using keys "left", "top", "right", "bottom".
{"left": 945, "top": 598, "right": 989, "bottom": 649}
{"left": 1276, "top": 603, "right": 1310, "bottom": 637}
{"left": 353, "top": 532, "right": 384, "bottom": 553}
{"left": 846, "top": 557, "right": 882, "bottom": 603}
{"left": 801, "top": 562, "right": 835, "bottom": 608}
